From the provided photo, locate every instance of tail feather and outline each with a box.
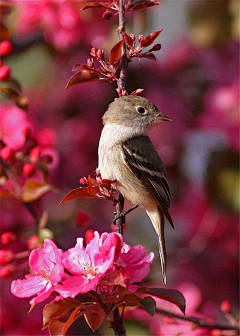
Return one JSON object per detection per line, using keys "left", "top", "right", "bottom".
{"left": 146, "top": 208, "right": 167, "bottom": 284}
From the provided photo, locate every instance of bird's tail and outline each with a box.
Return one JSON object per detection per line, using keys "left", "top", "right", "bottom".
{"left": 146, "top": 208, "right": 167, "bottom": 284}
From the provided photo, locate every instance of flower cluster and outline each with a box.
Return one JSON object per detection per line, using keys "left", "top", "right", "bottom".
{"left": 0, "top": 104, "right": 58, "bottom": 199}
{"left": 0, "top": 40, "right": 12, "bottom": 81}
{"left": 11, "top": 232, "right": 154, "bottom": 304}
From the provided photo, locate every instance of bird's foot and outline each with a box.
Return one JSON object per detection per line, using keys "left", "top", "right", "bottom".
{"left": 113, "top": 205, "right": 139, "bottom": 224}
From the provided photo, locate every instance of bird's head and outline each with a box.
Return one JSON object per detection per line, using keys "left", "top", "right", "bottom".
{"left": 102, "top": 96, "right": 172, "bottom": 132}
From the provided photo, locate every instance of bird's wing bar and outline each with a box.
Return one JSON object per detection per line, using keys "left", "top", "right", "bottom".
{"left": 122, "top": 135, "right": 173, "bottom": 227}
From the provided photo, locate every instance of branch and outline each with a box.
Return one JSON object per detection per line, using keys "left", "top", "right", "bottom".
{"left": 111, "top": 307, "right": 127, "bottom": 336}
{"left": 117, "top": 0, "right": 129, "bottom": 93}
{"left": 155, "top": 308, "right": 240, "bottom": 332}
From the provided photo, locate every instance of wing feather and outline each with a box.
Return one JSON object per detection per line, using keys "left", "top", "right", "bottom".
{"left": 122, "top": 135, "right": 173, "bottom": 227}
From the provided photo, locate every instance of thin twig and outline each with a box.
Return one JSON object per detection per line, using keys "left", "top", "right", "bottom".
{"left": 155, "top": 308, "right": 240, "bottom": 332}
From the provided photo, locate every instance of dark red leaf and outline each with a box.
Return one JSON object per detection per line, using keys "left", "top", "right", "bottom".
{"left": 66, "top": 70, "right": 100, "bottom": 89}
{"left": 138, "top": 52, "right": 156, "bottom": 61}
{"left": 60, "top": 176, "right": 116, "bottom": 203}
{"left": 139, "top": 29, "right": 163, "bottom": 48}
{"left": 48, "top": 319, "right": 65, "bottom": 336}
{"left": 149, "top": 43, "right": 161, "bottom": 52}
{"left": 136, "top": 287, "right": 186, "bottom": 314}
{"left": 84, "top": 312, "right": 105, "bottom": 332}
{"left": 43, "top": 299, "right": 80, "bottom": 329}
{"left": 72, "top": 64, "right": 81, "bottom": 71}
{"left": 63, "top": 305, "right": 84, "bottom": 335}
{"left": 72, "top": 64, "right": 101, "bottom": 74}
{"left": 81, "top": 2, "right": 114, "bottom": 10}
{"left": 139, "top": 296, "right": 156, "bottom": 316}
{"left": 122, "top": 32, "right": 134, "bottom": 48}
{"left": 109, "top": 39, "right": 125, "bottom": 65}
{"left": 99, "top": 270, "right": 125, "bottom": 286}
{"left": 129, "top": 0, "right": 160, "bottom": 11}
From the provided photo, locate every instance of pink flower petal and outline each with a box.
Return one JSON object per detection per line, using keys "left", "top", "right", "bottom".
{"left": 11, "top": 274, "right": 48, "bottom": 298}
{"left": 56, "top": 275, "right": 99, "bottom": 298}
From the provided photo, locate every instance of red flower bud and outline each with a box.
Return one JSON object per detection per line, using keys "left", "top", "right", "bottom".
{"left": 87, "top": 58, "right": 94, "bottom": 68}
{"left": 79, "top": 177, "right": 87, "bottom": 185}
{"left": 220, "top": 300, "right": 232, "bottom": 314}
{"left": 28, "top": 235, "right": 40, "bottom": 250}
{"left": 130, "top": 34, "right": 135, "bottom": 42}
{"left": 0, "top": 265, "right": 14, "bottom": 277}
{"left": 102, "top": 10, "right": 113, "bottom": 20}
{"left": 23, "top": 163, "right": 36, "bottom": 177}
{"left": 96, "top": 49, "right": 104, "bottom": 60}
{"left": 138, "top": 34, "right": 144, "bottom": 42}
{"left": 0, "top": 65, "right": 11, "bottom": 81}
{"left": 85, "top": 229, "right": 94, "bottom": 244}
{"left": 164, "top": 316, "right": 174, "bottom": 324}
{"left": 76, "top": 211, "right": 91, "bottom": 228}
{"left": 0, "top": 40, "right": 12, "bottom": 56}
{"left": 30, "top": 146, "right": 41, "bottom": 163}
{"left": 1, "top": 232, "right": 16, "bottom": 245}
{"left": 0, "top": 146, "right": 14, "bottom": 161}
{"left": 0, "top": 249, "right": 14, "bottom": 266}
{"left": 90, "top": 47, "right": 97, "bottom": 57}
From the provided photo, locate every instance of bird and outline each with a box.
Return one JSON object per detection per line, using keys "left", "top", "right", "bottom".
{"left": 98, "top": 95, "right": 173, "bottom": 284}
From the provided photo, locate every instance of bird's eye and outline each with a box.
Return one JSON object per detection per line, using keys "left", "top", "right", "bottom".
{"left": 136, "top": 106, "right": 146, "bottom": 115}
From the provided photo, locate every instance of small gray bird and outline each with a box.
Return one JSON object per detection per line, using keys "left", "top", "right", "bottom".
{"left": 98, "top": 95, "right": 173, "bottom": 284}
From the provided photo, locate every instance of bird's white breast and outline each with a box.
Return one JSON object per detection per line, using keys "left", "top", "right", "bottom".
{"left": 98, "top": 123, "right": 154, "bottom": 208}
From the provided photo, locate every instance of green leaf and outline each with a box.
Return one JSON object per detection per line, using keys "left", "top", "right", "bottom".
{"left": 136, "top": 287, "right": 186, "bottom": 314}
{"left": 139, "top": 296, "right": 156, "bottom": 316}
{"left": 43, "top": 299, "right": 80, "bottom": 329}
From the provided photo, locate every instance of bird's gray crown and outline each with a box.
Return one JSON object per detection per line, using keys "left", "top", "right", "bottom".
{"left": 102, "top": 96, "right": 160, "bottom": 130}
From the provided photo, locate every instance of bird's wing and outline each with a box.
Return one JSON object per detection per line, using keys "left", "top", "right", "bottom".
{"left": 122, "top": 135, "right": 173, "bottom": 227}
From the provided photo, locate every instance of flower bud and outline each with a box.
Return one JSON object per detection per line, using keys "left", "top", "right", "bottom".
{"left": 220, "top": 300, "right": 232, "bottom": 314}
{"left": 90, "top": 47, "right": 97, "bottom": 57}
{"left": 87, "top": 58, "right": 94, "bottom": 68}
{"left": 1, "top": 232, "right": 16, "bottom": 245}
{"left": 0, "top": 65, "right": 11, "bottom": 81}
{"left": 38, "top": 228, "right": 54, "bottom": 242}
{"left": 23, "top": 163, "right": 36, "bottom": 177}
{"left": 85, "top": 229, "right": 94, "bottom": 244}
{"left": 138, "top": 34, "right": 144, "bottom": 42}
{"left": 130, "top": 34, "right": 135, "bottom": 42}
{"left": 0, "top": 249, "right": 14, "bottom": 266}
{"left": 164, "top": 316, "right": 174, "bottom": 324}
{"left": 28, "top": 235, "right": 40, "bottom": 250}
{"left": 30, "top": 146, "right": 41, "bottom": 163}
{"left": 0, "top": 265, "right": 14, "bottom": 277}
{"left": 79, "top": 177, "right": 87, "bottom": 185}
{"left": 0, "top": 40, "right": 12, "bottom": 56}
{"left": 102, "top": 10, "right": 113, "bottom": 20}
{"left": 96, "top": 49, "right": 104, "bottom": 60}
{"left": 0, "top": 146, "right": 14, "bottom": 161}
{"left": 76, "top": 211, "right": 91, "bottom": 228}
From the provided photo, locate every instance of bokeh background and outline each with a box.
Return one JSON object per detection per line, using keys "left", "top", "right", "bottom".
{"left": 1, "top": 0, "right": 239, "bottom": 335}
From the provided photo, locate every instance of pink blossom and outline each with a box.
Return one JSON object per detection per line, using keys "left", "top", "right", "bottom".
{"left": 0, "top": 105, "right": 31, "bottom": 150}
{"left": 11, "top": 239, "right": 64, "bottom": 305}
{"left": 56, "top": 232, "right": 122, "bottom": 298}
{"left": 117, "top": 243, "right": 154, "bottom": 283}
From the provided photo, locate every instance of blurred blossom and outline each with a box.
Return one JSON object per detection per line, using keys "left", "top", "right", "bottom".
{"left": 0, "top": 105, "right": 31, "bottom": 150}
{"left": 14, "top": 0, "right": 107, "bottom": 50}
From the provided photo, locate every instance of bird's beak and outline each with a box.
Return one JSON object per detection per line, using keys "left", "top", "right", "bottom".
{"left": 157, "top": 114, "right": 172, "bottom": 121}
